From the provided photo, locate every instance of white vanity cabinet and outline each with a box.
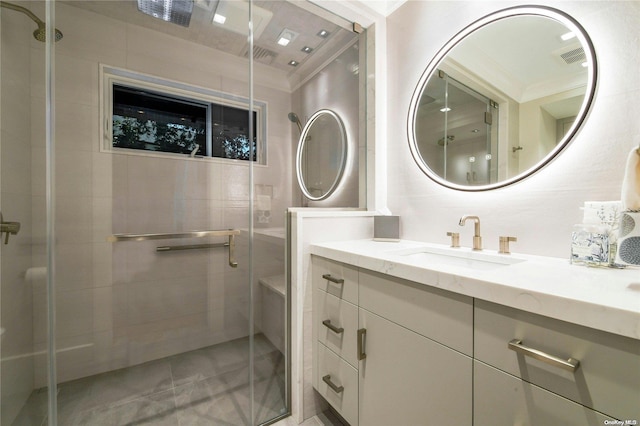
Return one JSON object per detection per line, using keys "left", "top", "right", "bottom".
{"left": 474, "top": 299, "right": 640, "bottom": 424}
{"left": 312, "top": 256, "right": 360, "bottom": 425}
{"left": 358, "top": 269, "right": 473, "bottom": 425}
{"left": 312, "top": 256, "right": 474, "bottom": 425}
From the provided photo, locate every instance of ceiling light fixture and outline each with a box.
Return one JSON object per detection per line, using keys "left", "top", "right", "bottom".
{"left": 317, "top": 29, "right": 330, "bottom": 38}
{"left": 213, "top": 13, "right": 226, "bottom": 24}
{"left": 440, "top": 107, "right": 451, "bottom": 112}
{"left": 277, "top": 28, "right": 299, "bottom": 47}
{"left": 301, "top": 46, "right": 313, "bottom": 53}
{"left": 288, "top": 60, "right": 299, "bottom": 67}
{"left": 561, "top": 31, "right": 576, "bottom": 41}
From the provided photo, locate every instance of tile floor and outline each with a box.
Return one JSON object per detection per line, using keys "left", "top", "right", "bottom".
{"left": 13, "top": 334, "right": 286, "bottom": 426}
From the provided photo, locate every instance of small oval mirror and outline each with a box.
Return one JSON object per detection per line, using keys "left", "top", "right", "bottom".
{"left": 407, "top": 6, "right": 597, "bottom": 190}
{"left": 296, "top": 109, "right": 348, "bottom": 200}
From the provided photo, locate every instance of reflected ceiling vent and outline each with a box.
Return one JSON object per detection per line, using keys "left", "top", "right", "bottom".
{"left": 137, "top": 0, "right": 194, "bottom": 27}
{"left": 243, "top": 45, "right": 278, "bottom": 65}
{"left": 558, "top": 46, "right": 586, "bottom": 65}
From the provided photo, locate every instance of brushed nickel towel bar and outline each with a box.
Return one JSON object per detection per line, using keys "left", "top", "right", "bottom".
{"left": 156, "top": 243, "right": 229, "bottom": 252}
{"left": 107, "top": 229, "right": 240, "bottom": 268}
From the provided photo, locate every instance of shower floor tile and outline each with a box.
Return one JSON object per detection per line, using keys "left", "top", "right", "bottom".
{"left": 13, "top": 334, "right": 285, "bottom": 426}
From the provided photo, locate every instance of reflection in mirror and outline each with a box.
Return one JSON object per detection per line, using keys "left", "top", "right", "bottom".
{"left": 408, "top": 6, "right": 597, "bottom": 190}
{"left": 296, "top": 109, "right": 347, "bottom": 200}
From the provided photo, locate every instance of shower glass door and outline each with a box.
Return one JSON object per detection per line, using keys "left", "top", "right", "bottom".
{"left": 418, "top": 71, "right": 498, "bottom": 186}
{"left": 1, "top": 1, "right": 49, "bottom": 424}
{"left": 1, "top": 0, "right": 288, "bottom": 424}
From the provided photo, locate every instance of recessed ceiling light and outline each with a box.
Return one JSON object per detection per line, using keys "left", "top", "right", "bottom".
{"left": 317, "top": 29, "right": 330, "bottom": 38}
{"left": 485, "top": 154, "right": 492, "bottom": 160}
{"left": 469, "top": 156, "right": 476, "bottom": 163}
{"left": 213, "top": 13, "right": 226, "bottom": 24}
{"left": 440, "top": 107, "right": 451, "bottom": 112}
{"left": 471, "top": 129, "right": 479, "bottom": 133}
{"left": 561, "top": 31, "right": 576, "bottom": 41}
{"left": 277, "top": 28, "right": 299, "bottom": 47}
{"left": 301, "top": 46, "right": 313, "bottom": 53}
{"left": 288, "top": 60, "right": 299, "bottom": 67}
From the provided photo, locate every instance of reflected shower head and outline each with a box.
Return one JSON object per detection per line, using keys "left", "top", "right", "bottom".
{"left": 288, "top": 112, "right": 302, "bottom": 133}
{"left": 0, "top": 1, "right": 63, "bottom": 42}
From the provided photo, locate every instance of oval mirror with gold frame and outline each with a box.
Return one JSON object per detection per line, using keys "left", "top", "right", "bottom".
{"left": 407, "top": 6, "right": 597, "bottom": 191}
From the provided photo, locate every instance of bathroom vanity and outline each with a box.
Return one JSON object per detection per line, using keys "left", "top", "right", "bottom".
{"left": 310, "top": 240, "right": 640, "bottom": 426}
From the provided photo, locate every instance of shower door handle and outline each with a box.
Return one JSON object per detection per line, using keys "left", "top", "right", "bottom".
{"left": 0, "top": 213, "right": 21, "bottom": 245}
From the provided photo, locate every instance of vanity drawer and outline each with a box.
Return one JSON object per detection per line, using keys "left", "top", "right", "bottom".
{"left": 315, "top": 288, "right": 359, "bottom": 367}
{"left": 317, "top": 342, "right": 359, "bottom": 426}
{"left": 359, "top": 268, "right": 473, "bottom": 355}
{"left": 312, "top": 255, "right": 358, "bottom": 304}
{"left": 474, "top": 360, "right": 615, "bottom": 426}
{"left": 474, "top": 299, "right": 640, "bottom": 420}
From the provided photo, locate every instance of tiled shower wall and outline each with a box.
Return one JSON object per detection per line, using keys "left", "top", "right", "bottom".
{"left": 27, "top": 2, "right": 293, "bottom": 387}
{"left": 1, "top": 8, "right": 36, "bottom": 425}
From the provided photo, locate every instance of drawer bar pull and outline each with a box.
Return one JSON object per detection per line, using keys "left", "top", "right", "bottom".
{"left": 508, "top": 339, "right": 580, "bottom": 373}
{"left": 322, "top": 319, "right": 344, "bottom": 334}
{"left": 357, "top": 328, "right": 367, "bottom": 360}
{"left": 322, "top": 375, "right": 344, "bottom": 393}
{"left": 322, "top": 274, "right": 344, "bottom": 284}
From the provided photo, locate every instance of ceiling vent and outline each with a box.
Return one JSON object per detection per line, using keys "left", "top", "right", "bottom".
{"left": 243, "top": 45, "right": 278, "bottom": 65}
{"left": 559, "top": 47, "right": 586, "bottom": 65}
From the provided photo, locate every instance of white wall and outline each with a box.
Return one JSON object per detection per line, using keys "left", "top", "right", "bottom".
{"left": 386, "top": 1, "right": 640, "bottom": 258}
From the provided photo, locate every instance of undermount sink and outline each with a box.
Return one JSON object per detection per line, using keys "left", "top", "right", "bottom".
{"left": 389, "top": 245, "right": 526, "bottom": 270}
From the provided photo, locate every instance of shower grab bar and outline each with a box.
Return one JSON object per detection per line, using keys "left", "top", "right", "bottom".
{"left": 108, "top": 229, "right": 240, "bottom": 268}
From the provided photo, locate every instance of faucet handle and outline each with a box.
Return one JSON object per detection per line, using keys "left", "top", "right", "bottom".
{"left": 499, "top": 236, "right": 517, "bottom": 254}
{"left": 446, "top": 232, "right": 460, "bottom": 248}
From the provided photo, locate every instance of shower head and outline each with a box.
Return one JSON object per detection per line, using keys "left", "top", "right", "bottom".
{"left": 33, "top": 26, "right": 64, "bottom": 43}
{"left": 288, "top": 112, "right": 302, "bottom": 133}
{"left": 0, "top": 1, "right": 63, "bottom": 42}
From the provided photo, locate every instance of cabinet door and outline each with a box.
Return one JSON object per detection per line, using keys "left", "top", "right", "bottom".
{"left": 358, "top": 309, "right": 472, "bottom": 426}
{"left": 475, "top": 299, "right": 640, "bottom": 420}
{"left": 474, "top": 361, "right": 616, "bottom": 426}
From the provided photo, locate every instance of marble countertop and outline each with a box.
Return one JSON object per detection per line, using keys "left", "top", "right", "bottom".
{"left": 310, "top": 239, "right": 640, "bottom": 340}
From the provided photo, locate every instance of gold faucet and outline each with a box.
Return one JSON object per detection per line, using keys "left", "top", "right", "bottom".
{"left": 459, "top": 215, "right": 482, "bottom": 250}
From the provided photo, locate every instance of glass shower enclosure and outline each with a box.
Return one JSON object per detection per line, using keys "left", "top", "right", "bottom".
{"left": 0, "top": 0, "right": 365, "bottom": 423}
{"left": 417, "top": 70, "right": 499, "bottom": 186}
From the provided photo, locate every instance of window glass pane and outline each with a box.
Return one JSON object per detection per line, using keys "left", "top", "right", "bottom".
{"left": 211, "top": 105, "right": 257, "bottom": 161}
{"left": 113, "top": 85, "right": 207, "bottom": 155}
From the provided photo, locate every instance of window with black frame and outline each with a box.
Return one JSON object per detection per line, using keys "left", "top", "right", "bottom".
{"left": 112, "top": 84, "right": 257, "bottom": 161}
